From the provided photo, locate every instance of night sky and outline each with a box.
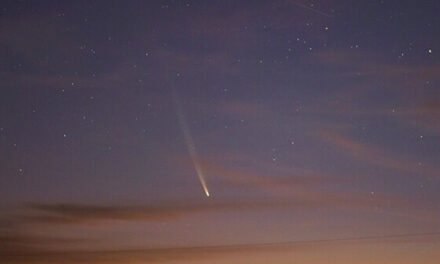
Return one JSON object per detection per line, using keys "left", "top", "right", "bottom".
{"left": 1, "top": 0, "right": 440, "bottom": 263}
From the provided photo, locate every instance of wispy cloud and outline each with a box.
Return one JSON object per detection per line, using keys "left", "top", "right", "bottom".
{"left": 199, "top": 157, "right": 341, "bottom": 194}
{"left": 6, "top": 185, "right": 436, "bottom": 228}
{"left": 15, "top": 200, "right": 319, "bottom": 226}
{"left": 194, "top": 156, "right": 440, "bottom": 222}
{"left": 319, "top": 130, "right": 440, "bottom": 178}
{"left": 311, "top": 49, "right": 440, "bottom": 83}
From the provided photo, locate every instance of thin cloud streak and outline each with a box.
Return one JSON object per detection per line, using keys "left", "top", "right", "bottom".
{"left": 320, "top": 130, "right": 440, "bottom": 178}
{"left": 19, "top": 200, "right": 319, "bottom": 225}
{"left": 12, "top": 192, "right": 437, "bottom": 227}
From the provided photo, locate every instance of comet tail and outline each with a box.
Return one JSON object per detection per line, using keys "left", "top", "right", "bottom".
{"left": 173, "top": 91, "right": 210, "bottom": 197}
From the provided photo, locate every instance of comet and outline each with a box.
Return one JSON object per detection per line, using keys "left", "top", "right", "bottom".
{"left": 173, "top": 91, "right": 210, "bottom": 197}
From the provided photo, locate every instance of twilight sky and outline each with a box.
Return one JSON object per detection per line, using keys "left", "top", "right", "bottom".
{"left": 1, "top": 0, "right": 440, "bottom": 263}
